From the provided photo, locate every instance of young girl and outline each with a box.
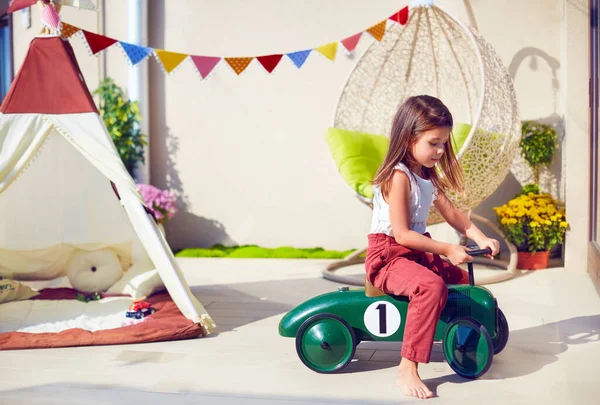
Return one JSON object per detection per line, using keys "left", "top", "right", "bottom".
{"left": 365, "top": 95, "right": 500, "bottom": 400}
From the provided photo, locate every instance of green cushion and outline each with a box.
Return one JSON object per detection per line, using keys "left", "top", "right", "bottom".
{"left": 325, "top": 123, "right": 472, "bottom": 199}
{"left": 325, "top": 128, "right": 390, "bottom": 199}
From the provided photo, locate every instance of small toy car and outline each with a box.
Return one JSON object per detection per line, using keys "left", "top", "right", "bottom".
{"left": 278, "top": 246, "right": 509, "bottom": 379}
{"left": 126, "top": 300, "right": 154, "bottom": 319}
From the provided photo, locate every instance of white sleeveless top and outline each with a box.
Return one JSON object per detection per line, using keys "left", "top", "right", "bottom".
{"left": 370, "top": 163, "right": 438, "bottom": 236}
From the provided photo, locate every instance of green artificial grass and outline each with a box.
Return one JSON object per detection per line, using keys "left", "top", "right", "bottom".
{"left": 175, "top": 244, "right": 356, "bottom": 259}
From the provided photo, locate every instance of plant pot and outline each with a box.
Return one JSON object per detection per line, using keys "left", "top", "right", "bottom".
{"left": 517, "top": 250, "right": 550, "bottom": 270}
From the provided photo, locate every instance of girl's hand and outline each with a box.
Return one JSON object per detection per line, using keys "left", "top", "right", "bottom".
{"left": 476, "top": 238, "right": 500, "bottom": 259}
{"left": 445, "top": 245, "right": 473, "bottom": 266}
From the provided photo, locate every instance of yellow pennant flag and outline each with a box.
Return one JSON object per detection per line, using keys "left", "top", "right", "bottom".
{"left": 60, "top": 22, "right": 79, "bottom": 39}
{"left": 224, "top": 57, "right": 253, "bottom": 75}
{"left": 315, "top": 42, "right": 338, "bottom": 62}
{"left": 366, "top": 20, "right": 387, "bottom": 42}
{"left": 155, "top": 49, "right": 188, "bottom": 73}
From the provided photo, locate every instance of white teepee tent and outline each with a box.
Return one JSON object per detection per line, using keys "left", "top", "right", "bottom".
{"left": 0, "top": 35, "right": 215, "bottom": 334}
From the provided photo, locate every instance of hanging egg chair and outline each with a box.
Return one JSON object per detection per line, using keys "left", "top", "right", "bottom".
{"left": 325, "top": 0, "right": 520, "bottom": 285}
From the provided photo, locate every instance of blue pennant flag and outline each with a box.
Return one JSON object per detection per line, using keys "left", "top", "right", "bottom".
{"left": 120, "top": 41, "right": 153, "bottom": 65}
{"left": 287, "top": 50, "right": 311, "bottom": 69}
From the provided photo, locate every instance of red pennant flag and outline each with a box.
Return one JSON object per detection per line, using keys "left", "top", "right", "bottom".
{"left": 257, "top": 54, "right": 283, "bottom": 73}
{"left": 82, "top": 30, "right": 117, "bottom": 55}
{"left": 389, "top": 6, "right": 409, "bottom": 25}
{"left": 191, "top": 56, "right": 221, "bottom": 78}
{"left": 341, "top": 33, "right": 362, "bottom": 53}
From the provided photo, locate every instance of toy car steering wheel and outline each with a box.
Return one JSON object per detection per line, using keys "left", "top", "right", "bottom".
{"left": 465, "top": 245, "right": 493, "bottom": 285}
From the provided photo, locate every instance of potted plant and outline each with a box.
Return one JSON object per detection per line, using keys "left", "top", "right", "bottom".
{"left": 93, "top": 78, "right": 147, "bottom": 178}
{"left": 520, "top": 120, "right": 557, "bottom": 186}
{"left": 137, "top": 184, "right": 178, "bottom": 235}
{"left": 493, "top": 192, "right": 568, "bottom": 270}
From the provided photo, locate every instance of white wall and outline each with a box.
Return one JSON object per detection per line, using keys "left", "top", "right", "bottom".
{"left": 10, "top": 1, "right": 577, "bottom": 257}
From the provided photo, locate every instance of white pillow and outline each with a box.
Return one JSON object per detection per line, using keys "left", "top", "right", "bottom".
{"left": 105, "top": 259, "right": 165, "bottom": 300}
{"left": 66, "top": 249, "right": 124, "bottom": 293}
{"left": 0, "top": 278, "right": 39, "bottom": 304}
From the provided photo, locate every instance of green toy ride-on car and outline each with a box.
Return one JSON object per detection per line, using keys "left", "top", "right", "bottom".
{"left": 278, "top": 246, "right": 509, "bottom": 379}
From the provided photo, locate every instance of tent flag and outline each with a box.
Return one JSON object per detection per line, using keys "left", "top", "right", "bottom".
{"left": 315, "top": 42, "right": 338, "bottom": 62}
{"left": 286, "top": 50, "right": 312, "bottom": 69}
{"left": 190, "top": 56, "right": 221, "bottom": 78}
{"left": 120, "top": 42, "right": 153, "bottom": 66}
{"left": 224, "top": 57, "right": 254, "bottom": 75}
{"left": 256, "top": 54, "right": 283, "bottom": 73}
{"left": 82, "top": 30, "right": 117, "bottom": 55}
{"left": 154, "top": 50, "right": 189, "bottom": 73}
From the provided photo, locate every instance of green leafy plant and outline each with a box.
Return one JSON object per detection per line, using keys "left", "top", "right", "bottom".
{"left": 493, "top": 193, "right": 568, "bottom": 253}
{"left": 516, "top": 183, "right": 540, "bottom": 197}
{"left": 93, "top": 78, "right": 147, "bottom": 177}
{"left": 520, "top": 121, "right": 557, "bottom": 185}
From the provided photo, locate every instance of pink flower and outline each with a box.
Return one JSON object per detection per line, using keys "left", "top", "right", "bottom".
{"left": 137, "top": 184, "right": 178, "bottom": 224}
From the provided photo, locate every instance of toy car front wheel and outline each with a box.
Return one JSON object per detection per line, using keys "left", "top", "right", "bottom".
{"left": 295, "top": 313, "right": 356, "bottom": 373}
{"left": 443, "top": 317, "right": 493, "bottom": 379}
{"left": 492, "top": 308, "right": 509, "bottom": 354}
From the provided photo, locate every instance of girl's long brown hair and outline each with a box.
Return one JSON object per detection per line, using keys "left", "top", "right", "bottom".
{"left": 372, "top": 95, "right": 463, "bottom": 197}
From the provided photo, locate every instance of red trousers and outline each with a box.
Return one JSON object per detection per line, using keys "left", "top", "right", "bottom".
{"left": 365, "top": 233, "right": 469, "bottom": 363}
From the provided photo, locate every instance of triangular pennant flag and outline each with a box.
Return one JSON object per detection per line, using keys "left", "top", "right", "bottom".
{"left": 366, "top": 20, "right": 387, "bottom": 42}
{"left": 389, "top": 6, "right": 409, "bottom": 25}
{"left": 82, "top": 30, "right": 117, "bottom": 55}
{"left": 257, "top": 54, "right": 283, "bottom": 73}
{"left": 191, "top": 56, "right": 221, "bottom": 78}
{"left": 60, "top": 22, "right": 79, "bottom": 39}
{"left": 155, "top": 49, "right": 188, "bottom": 73}
{"left": 341, "top": 33, "right": 362, "bottom": 53}
{"left": 224, "top": 57, "right": 253, "bottom": 75}
{"left": 287, "top": 50, "right": 311, "bottom": 68}
{"left": 120, "top": 42, "right": 153, "bottom": 66}
{"left": 315, "top": 42, "right": 338, "bottom": 62}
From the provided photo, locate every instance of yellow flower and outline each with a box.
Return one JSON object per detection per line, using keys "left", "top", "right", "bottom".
{"left": 560, "top": 221, "right": 568, "bottom": 228}
{"left": 530, "top": 221, "right": 539, "bottom": 227}
{"left": 509, "top": 218, "right": 518, "bottom": 224}
{"left": 545, "top": 220, "right": 551, "bottom": 225}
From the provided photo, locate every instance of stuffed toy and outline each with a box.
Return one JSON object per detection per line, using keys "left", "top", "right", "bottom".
{"left": 66, "top": 249, "right": 123, "bottom": 293}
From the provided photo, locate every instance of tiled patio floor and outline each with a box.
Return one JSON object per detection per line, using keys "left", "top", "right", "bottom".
{"left": 0, "top": 258, "right": 598, "bottom": 404}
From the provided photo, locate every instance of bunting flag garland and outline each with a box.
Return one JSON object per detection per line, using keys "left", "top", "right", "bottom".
{"left": 191, "top": 56, "right": 221, "bottom": 78}
{"left": 287, "top": 50, "right": 312, "bottom": 69}
{"left": 58, "top": 4, "right": 409, "bottom": 80}
{"left": 315, "top": 42, "right": 338, "bottom": 62}
{"left": 257, "top": 54, "right": 283, "bottom": 73}
{"left": 224, "top": 57, "right": 254, "bottom": 75}
{"left": 60, "top": 22, "right": 79, "bottom": 39}
{"left": 341, "top": 33, "right": 362, "bottom": 53}
{"left": 389, "top": 7, "right": 409, "bottom": 25}
{"left": 366, "top": 20, "right": 387, "bottom": 42}
{"left": 120, "top": 42, "right": 153, "bottom": 65}
{"left": 154, "top": 50, "right": 188, "bottom": 73}
{"left": 82, "top": 30, "right": 117, "bottom": 55}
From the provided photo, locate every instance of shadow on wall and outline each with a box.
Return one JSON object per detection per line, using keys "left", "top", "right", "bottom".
{"left": 507, "top": 47, "right": 564, "bottom": 200}
{"left": 148, "top": 0, "right": 234, "bottom": 250}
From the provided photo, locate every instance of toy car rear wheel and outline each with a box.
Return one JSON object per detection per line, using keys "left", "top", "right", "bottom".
{"left": 492, "top": 308, "right": 509, "bottom": 354}
{"left": 443, "top": 317, "right": 493, "bottom": 379}
{"left": 295, "top": 313, "right": 356, "bottom": 373}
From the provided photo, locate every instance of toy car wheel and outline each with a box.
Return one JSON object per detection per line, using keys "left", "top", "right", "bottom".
{"left": 492, "top": 308, "right": 509, "bottom": 354}
{"left": 443, "top": 317, "right": 493, "bottom": 379}
{"left": 295, "top": 313, "right": 356, "bottom": 374}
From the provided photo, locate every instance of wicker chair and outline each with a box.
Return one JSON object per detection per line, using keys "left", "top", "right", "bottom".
{"left": 324, "top": 1, "right": 520, "bottom": 285}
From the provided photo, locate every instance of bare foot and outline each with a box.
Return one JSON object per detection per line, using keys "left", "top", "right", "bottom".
{"left": 396, "top": 359, "right": 434, "bottom": 399}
